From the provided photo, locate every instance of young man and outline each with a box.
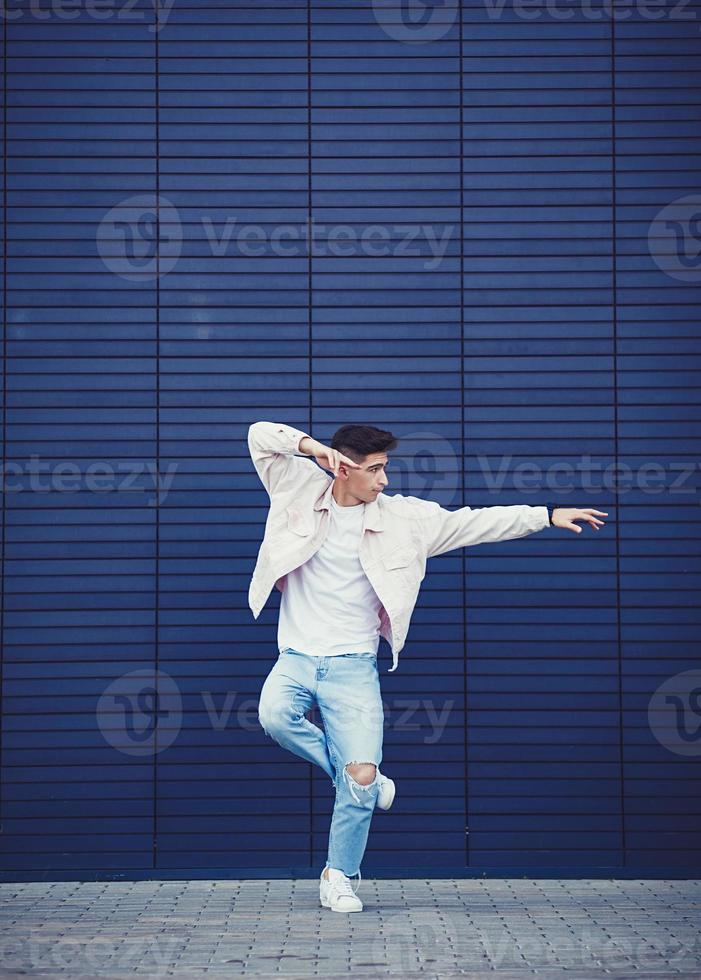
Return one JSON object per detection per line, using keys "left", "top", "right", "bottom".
{"left": 248, "top": 420, "right": 607, "bottom": 912}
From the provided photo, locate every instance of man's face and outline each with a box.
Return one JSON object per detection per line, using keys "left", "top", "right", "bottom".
{"left": 339, "top": 451, "right": 390, "bottom": 503}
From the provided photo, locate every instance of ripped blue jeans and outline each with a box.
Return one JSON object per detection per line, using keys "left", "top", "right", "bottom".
{"left": 257, "top": 647, "right": 384, "bottom": 878}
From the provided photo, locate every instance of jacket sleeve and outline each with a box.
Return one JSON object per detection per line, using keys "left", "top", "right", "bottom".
{"left": 415, "top": 498, "right": 551, "bottom": 559}
{"left": 247, "top": 420, "right": 317, "bottom": 498}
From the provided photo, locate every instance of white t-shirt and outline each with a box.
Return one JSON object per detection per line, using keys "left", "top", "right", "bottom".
{"left": 277, "top": 494, "right": 383, "bottom": 657}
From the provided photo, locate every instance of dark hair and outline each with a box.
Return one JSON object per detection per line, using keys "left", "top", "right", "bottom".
{"left": 331, "top": 424, "right": 398, "bottom": 463}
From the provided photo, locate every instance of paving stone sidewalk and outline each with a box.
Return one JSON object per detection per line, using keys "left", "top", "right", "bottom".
{"left": 0, "top": 878, "right": 699, "bottom": 978}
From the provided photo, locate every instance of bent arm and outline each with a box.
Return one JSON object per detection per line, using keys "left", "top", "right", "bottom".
{"left": 247, "top": 420, "right": 318, "bottom": 497}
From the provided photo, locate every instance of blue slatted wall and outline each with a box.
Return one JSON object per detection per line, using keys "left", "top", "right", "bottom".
{"left": 616, "top": 8, "right": 701, "bottom": 871}
{"left": 0, "top": 0, "right": 699, "bottom": 880}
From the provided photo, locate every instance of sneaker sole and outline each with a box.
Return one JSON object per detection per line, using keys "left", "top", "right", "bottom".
{"left": 320, "top": 897, "right": 363, "bottom": 913}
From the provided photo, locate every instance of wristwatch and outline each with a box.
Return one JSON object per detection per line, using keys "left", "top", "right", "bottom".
{"left": 545, "top": 502, "right": 558, "bottom": 526}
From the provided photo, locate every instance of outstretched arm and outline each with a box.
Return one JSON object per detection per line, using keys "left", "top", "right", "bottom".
{"left": 421, "top": 501, "right": 550, "bottom": 559}
{"left": 418, "top": 499, "right": 608, "bottom": 559}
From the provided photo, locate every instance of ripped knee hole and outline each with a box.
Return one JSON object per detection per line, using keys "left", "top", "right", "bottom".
{"left": 344, "top": 762, "right": 377, "bottom": 786}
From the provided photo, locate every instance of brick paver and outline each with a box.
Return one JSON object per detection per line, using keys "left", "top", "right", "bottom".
{"left": 0, "top": 878, "right": 699, "bottom": 978}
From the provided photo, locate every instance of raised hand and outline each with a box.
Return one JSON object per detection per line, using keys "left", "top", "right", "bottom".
{"left": 305, "top": 440, "right": 361, "bottom": 478}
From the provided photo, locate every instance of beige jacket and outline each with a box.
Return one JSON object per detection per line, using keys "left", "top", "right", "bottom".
{"left": 247, "top": 420, "right": 551, "bottom": 673}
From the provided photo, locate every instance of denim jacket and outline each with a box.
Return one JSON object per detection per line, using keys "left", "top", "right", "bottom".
{"left": 247, "top": 421, "right": 551, "bottom": 673}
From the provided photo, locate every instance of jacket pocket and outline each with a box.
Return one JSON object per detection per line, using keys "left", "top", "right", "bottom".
{"left": 381, "top": 547, "right": 415, "bottom": 570}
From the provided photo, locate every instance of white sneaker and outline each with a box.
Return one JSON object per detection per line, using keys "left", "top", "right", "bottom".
{"left": 319, "top": 867, "right": 363, "bottom": 913}
{"left": 376, "top": 769, "right": 395, "bottom": 811}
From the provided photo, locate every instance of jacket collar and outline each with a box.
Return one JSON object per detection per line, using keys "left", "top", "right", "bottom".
{"left": 313, "top": 479, "right": 384, "bottom": 532}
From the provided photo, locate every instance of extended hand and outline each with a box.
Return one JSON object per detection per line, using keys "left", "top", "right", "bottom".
{"left": 553, "top": 508, "right": 608, "bottom": 534}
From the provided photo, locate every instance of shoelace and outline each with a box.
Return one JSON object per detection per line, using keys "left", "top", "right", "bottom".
{"left": 326, "top": 868, "right": 362, "bottom": 897}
